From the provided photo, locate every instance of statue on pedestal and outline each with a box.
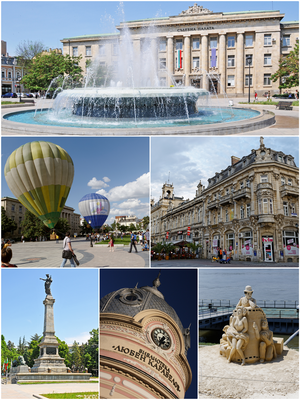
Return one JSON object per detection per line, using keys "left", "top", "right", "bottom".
{"left": 220, "top": 285, "right": 280, "bottom": 365}
{"left": 40, "top": 274, "right": 52, "bottom": 296}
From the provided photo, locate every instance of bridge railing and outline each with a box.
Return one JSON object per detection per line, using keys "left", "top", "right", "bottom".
{"left": 199, "top": 299, "right": 299, "bottom": 309}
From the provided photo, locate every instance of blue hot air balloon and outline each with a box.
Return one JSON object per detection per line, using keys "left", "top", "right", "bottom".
{"left": 78, "top": 193, "right": 110, "bottom": 229}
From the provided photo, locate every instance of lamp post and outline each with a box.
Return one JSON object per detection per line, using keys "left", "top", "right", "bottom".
{"left": 89, "top": 220, "right": 93, "bottom": 247}
{"left": 246, "top": 56, "right": 251, "bottom": 103}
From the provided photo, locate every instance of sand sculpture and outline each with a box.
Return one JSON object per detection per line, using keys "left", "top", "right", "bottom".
{"left": 220, "top": 285, "right": 283, "bottom": 365}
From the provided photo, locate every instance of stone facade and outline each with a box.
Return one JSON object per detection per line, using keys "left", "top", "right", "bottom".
{"left": 151, "top": 139, "right": 299, "bottom": 263}
{"left": 1, "top": 197, "right": 81, "bottom": 238}
{"left": 1, "top": 41, "right": 26, "bottom": 95}
{"left": 61, "top": 5, "right": 299, "bottom": 96}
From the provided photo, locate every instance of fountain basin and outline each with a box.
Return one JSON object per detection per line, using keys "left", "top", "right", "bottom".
{"left": 54, "top": 87, "right": 209, "bottom": 118}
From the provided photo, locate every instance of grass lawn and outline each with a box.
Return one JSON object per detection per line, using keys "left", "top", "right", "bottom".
{"left": 239, "top": 100, "right": 299, "bottom": 106}
{"left": 97, "top": 238, "right": 131, "bottom": 245}
{"left": 41, "top": 392, "right": 98, "bottom": 399}
{"left": 1, "top": 101, "right": 21, "bottom": 105}
{"left": 19, "top": 381, "right": 98, "bottom": 385}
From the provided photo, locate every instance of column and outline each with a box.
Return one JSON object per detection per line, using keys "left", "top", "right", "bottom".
{"left": 151, "top": 38, "right": 157, "bottom": 86}
{"left": 236, "top": 32, "right": 244, "bottom": 95}
{"left": 234, "top": 201, "right": 237, "bottom": 219}
{"left": 184, "top": 35, "right": 191, "bottom": 86}
{"left": 250, "top": 176, "right": 255, "bottom": 215}
{"left": 201, "top": 35, "right": 209, "bottom": 90}
{"left": 218, "top": 34, "right": 226, "bottom": 94}
{"left": 167, "top": 36, "right": 174, "bottom": 86}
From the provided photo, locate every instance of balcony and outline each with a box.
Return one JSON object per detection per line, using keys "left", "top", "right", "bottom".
{"left": 280, "top": 185, "right": 299, "bottom": 198}
{"left": 219, "top": 194, "right": 233, "bottom": 206}
{"left": 207, "top": 199, "right": 219, "bottom": 210}
{"left": 258, "top": 214, "right": 275, "bottom": 224}
{"left": 233, "top": 187, "right": 251, "bottom": 201}
{"left": 256, "top": 182, "right": 273, "bottom": 191}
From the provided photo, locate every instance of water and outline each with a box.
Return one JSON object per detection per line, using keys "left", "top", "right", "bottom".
{"left": 4, "top": 107, "right": 259, "bottom": 129}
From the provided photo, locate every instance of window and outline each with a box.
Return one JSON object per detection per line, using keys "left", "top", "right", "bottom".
{"left": 159, "top": 58, "right": 166, "bottom": 69}
{"left": 240, "top": 206, "right": 245, "bottom": 219}
{"left": 210, "top": 55, "right": 217, "bottom": 67}
{"left": 264, "top": 54, "right": 272, "bottom": 65}
{"left": 269, "top": 199, "right": 273, "bottom": 214}
{"left": 240, "top": 181, "right": 244, "bottom": 189}
{"left": 85, "top": 46, "right": 91, "bottom": 56}
{"left": 210, "top": 37, "right": 217, "bottom": 48}
{"left": 282, "top": 35, "right": 290, "bottom": 46}
{"left": 245, "top": 54, "right": 253, "bottom": 66}
{"left": 192, "top": 38, "right": 200, "bottom": 49}
{"left": 193, "top": 57, "right": 199, "bottom": 68}
{"left": 246, "top": 204, "right": 251, "bottom": 218}
{"left": 159, "top": 39, "right": 166, "bottom": 51}
{"left": 281, "top": 176, "right": 286, "bottom": 185}
{"left": 283, "top": 231, "right": 298, "bottom": 246}
{"left": 264, "top": 74, "right": 271, "bottom": 85}
{"left": 226, "top": 188, "right": 229, "bottom": 195}
{"left": 258, "top": 198, "right": 262, "bottom": 214}
{"left": 8, "top": 71, "right": 12, "bottom": 79}
{"left": 283, "top": 202, "right": 289, "bottom": 216}
{"left": 226, "top": 209, "right": 229, "bottom": 222}
{"left": 226, "top": 232, "right": 235, "bottom": 250}
{"left": 288, "top": 178, "right": 292, "bottom": 186}
{"left": 19, "top": 216, "right": 22, "bottom": 224}
{"left": 245, "top": 74, "right": 252, "bottom": 86}
{"left": 263, "top": 198, "right": 268, "bottom": 214}
{"left": 159, "top": 77, "right": 167, "bottom": 86}
{"left": 228, "top": 55, "right": 235, "bottom": 67}
{"left": 245, "top": 35, "right": 253, "bottom": 47}
{"left": 228, "top": 36, "right": 235, "bottom": 47}
{"left": 278, "top": 155, "right": 283, "bottom": 162}
{"left": 2, "top": 71, "right": 5, "bottom": 78}
{"left": 19, "top": 206, "right": 22, "bottom": 212}
{"left": 113, "top": 44, "right": 118, "bottom": 55}
{"left": 99, "top": 44, "right": 105, "bottom": 55}
{"left": 176, "top": 39, "right": 183, "bottom": 50}
{"left": 11, "top": 204, "right": 15, "bottom": 211}
{"left": 260, "top": 175, "right": 268, "bottom": 183}
{"left": 246, "top": 179, "right": 250, "bottom": 188}
{"left": 264, "top": 34, "right": 272, "bottom": 46}
{"left": 72, "top": 47, "right": 78, "bottom": 57}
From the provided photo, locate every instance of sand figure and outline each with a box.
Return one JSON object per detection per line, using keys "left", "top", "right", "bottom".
{"left": 236, "top": 285, "right": 256, "bottom": 309}
{"left": 253, "top": 318, "right": 277, "bottom": 362}
{"left": 226, "top": 307, "right": 249, "bottom": 365}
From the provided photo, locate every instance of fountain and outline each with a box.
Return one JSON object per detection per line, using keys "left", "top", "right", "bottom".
{"left": 2, "top": 10, "right": 274, "bottom": 135}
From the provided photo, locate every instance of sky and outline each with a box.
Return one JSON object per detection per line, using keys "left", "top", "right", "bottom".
{"left": 151, "top": 136, "right": 299, "bottom": 202}
{"left": 1, "top": 1, "right": 299, "bottom": 56}
{"left": 100, "top": 268, "right": 198, "bottom": 398}
{"left": 1, "top": 137, "right": 150, "bottom": 224}
{"left": 1, "top": 268, "right": 98, "bottom": 345}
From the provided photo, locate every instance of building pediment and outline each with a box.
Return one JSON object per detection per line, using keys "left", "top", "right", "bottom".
{"left": 179, "top": 4, "right": 213, "bottom": 16}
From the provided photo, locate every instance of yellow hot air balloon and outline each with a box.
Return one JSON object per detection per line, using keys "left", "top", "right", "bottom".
{"left": 4, "top": 141, "right": 74, "bottom": 229}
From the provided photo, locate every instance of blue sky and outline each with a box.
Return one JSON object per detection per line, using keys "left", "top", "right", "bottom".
{"left": 151, "top": 137, "right": 299, "bottom": 202}
{"left": 1, "top": 137, "right": 150, "bottom": 224}
{"left": 2, "top": 1, "right": 299, "bottom": 56}
{"left": 1, "top": 269, "right": 98, "bottom": 345}
{"left": 100, "top": 268, "right": 198, "bottom": 398}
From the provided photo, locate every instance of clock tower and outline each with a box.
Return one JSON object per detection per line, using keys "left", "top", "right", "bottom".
{"left": 100, "top": 273, "right": 192, "bottom": 398}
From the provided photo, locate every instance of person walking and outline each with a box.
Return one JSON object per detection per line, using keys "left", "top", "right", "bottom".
{"left": 60, "top": 232, "right": 76, "bottom": 268}
{"left": 219, "top": 247, "right": 223, "bottom": 261}
{"left": 145, "top": 229, "right": 150, "bottom": 245}
{"left": 254, "top": 92, "right": 258, "bottom": 102}
{"left": 109, "top": 234, "right": 115, "bottom": 252}
{"left": 128, "top": 231, "right": 138, "bottom": 253}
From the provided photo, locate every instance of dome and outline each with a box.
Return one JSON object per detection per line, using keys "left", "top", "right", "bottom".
{"left": 100, "top": 274, "right": 184, "bottom": 334}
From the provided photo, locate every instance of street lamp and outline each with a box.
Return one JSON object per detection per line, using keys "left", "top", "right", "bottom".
{"left": 89, "top": 220, "right": 93, "bottom": 247}
{"left": 246, "top": 56, "right": 251, "bottom": 103}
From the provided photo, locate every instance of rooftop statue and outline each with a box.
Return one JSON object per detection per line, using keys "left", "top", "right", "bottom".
{"left": 180, "top": 3, "right": 212, "bottom": 15}
{"left": 40, "top": 274, "right": 52, "bottom": 296}
{"left": 220, "top": 285, "right": 282, "bottom": 365}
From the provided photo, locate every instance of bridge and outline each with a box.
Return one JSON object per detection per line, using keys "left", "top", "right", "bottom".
{"left": 199, "top": 299, "right": 299, "bottom": 334}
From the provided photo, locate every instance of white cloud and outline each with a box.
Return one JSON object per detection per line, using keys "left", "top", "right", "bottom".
{"left": 64, "top": 331, "right": 91, "bottom": 346}
{"left": 103, "top": 177, "right": 110, "bottom": 183}
{"left": 97, "top": 173, "right": 149, "bottom": 201}
{"left": 87, "top": 177, "right": 109, "bottom": 190}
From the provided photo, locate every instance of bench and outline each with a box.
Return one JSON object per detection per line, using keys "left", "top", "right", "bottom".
{"left": 20, "top": 98, "right": 35, "bottom": 104}
{"left": 276, "top": 101, "right": 293, "bottom": 110}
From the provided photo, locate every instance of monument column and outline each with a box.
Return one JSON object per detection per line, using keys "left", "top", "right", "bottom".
{"left": 167, "top": 36, "right": 174, "bottom": 86}
{"left": 184, "top": 35, "right": 191, "bottom": 86}
{"left": 236, "top": 32, "right": 245, "bottom": 96}
{"left": 218, "top": 34, "right": 226, "bottom": 93}
{"left": 201, "top": 34, "right": 209, "bottom": 90}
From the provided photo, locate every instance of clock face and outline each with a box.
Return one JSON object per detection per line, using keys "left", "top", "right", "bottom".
{"left": 151, "top": 328, "right": 171, "bottom": 350}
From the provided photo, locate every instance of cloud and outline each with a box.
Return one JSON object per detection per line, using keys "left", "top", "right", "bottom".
{"left": 103, "top": 177, "right": 110, "bottom": 183}
{"left": 96, "top": 173, "right": 149, "bottom": 201}
{"left": 87, "top": 177, "right": 109, "bottom": 190}
{"left": 64, "top": 331, "right": 91, "bottom": 345}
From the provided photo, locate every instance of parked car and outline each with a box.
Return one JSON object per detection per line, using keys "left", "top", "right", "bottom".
{"left": 25, "top": 93, "right": 34, "bottom": 98}
{"left": 16, "top": 93, "right": 26, "bottom": 98}
{"left": 1, "top": 92, "right": 17, "bottom": 98}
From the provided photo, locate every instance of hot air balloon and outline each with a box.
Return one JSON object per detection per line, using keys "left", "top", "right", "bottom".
{"left": 78, "top": 193, "right": 110, "bottom": 229}
{"left": 4, "top": 141, "right": 74, "bottom": 229}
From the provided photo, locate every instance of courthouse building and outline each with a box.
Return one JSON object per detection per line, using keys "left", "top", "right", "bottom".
{"left": 1, "top": 197, "right": 81, "bottom": 238}
{"left": 151, "top": 138, "right": 299, "bottom": 263}
{"left": 61, "top": 4, "right": 298, "bottom": 96}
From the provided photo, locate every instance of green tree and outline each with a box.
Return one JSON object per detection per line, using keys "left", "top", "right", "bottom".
{"left": 271, "top": 43, "right": 299, "bottom": 89}
{"left": 83, "top": 329, "right": 99, "bottom": 374}
{"left": 142, "top": 216, "right": 149, "bottom": 230}
{"left": 111, "top": 221, "right": 116, "bottom": 231}
{"left": 53, "top": 218, "right": 71, "bottom": 236}
{"left": 70, "top": 341, "right": 83, "bottom": 372}
{"left": 1, "top": 207, "right": 17, "bottom": 236}
{"left": 119, "top": 224, "right": 127, "bottom": 233}
{"left": 21, "top": 211, "right": 49, "bottom": 239}
{"left": 20, "top": 52, "right": 83, "bottom": 92}
{"left": 57, "top": 337, "right": 71, "bottom": 368}
{"left": 24, "top": 338, "right": 40, "bottom": 367}
{"left": 1, "top": 335, "right": 21, "bottom": 372}
{"left": 17, "top": 336, "right": 27, "bottom": 356}
{"left": 128, "top": 223, "right": 136, "bottom": 232}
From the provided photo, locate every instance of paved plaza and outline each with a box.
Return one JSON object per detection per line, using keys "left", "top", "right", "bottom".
{"left": 152, "top": 258, "right": 298, "bottom": 268}
{"left": 1, "top": 381, "right": 99, "bottom": 399}
{"left": 8, "top": 239, "right": 149, "bottom": 268}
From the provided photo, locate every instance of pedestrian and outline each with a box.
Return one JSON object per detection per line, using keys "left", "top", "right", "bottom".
{"left": 1, "top": 247, "right": 17, "bottom": 268}
{"left": 139, "top": 231, "right": 143, "bottom": 245}
{"left": 223, "top": 248, "right": 227, "bottom": 261}
{"left": 60, "top": 232, "right": 76, "bottom": 268}
{"left": 267, "top": 91, "right": 271, "bottom": 102}
{"left": 219, "top": 247, "right": 222, "bottom": 261}
{"left": 295, "top": 90, "right": 298, "bottom": 100}
{"left": 254, "top": 92, "right": 258, "bottom": 102}
{"left": 109, "top": 234, "right": 115, "bottom": 252}
{"left": 145, "top": 229, "right": 150, "bottom": 245}
{"left": 128, "top": 231, "right": 138, "bottom": 253}
{"left": 97, "top": 233, "right": 100, "bottom": 242}
{"left": 21, "top": 235, "right": 25, "bottom": 243}
{"left": 56, "top": 234, "right": 59, "bottom": 244}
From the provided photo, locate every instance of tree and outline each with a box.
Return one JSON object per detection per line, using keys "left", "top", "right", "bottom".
{"left": 142, "top": 216, "right": 149, "bottom": 230}
{"left": 20, "top": 52, "right": 83, "bottom": 92}
{"left": 1, "top": 207, "right": 17, "bottom": 236}
{"left": 271, "top": 43, "right": 299, "bottom": 89}
{"left": 21, "top": 211, "right": 49, "bottom": 239}
{"left": 111, "top": 221, "right": 116, "bottom": 231}
{"left": 53, "top": 218, "right": 71, "bottom": 236}
{"left": 70, "top": 341, "right": 83, "bottom": 372}
{"left": 16, "top": 40, "right": 45, "bottom": 67}
{"left": 83, "top": 329, "right": 99, "bottom": 374}
{"left": 17, "top": 336, "right": 27, "bottom": 355}
{"left": 57, "top": 337, "right": 71, "bottom": 368}
{"left": 119, "top": 224, "right": 127, "bottom": 233}
{"left": 128, "top": 223, "right": 136, "bottom": 232}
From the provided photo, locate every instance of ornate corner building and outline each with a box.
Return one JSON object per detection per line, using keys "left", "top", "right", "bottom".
{"left": 100, "top": 275, "right": 192, "bottom": 398}
{"left": 151, "top": 138, "right": 299, "bottom": 263}
{"left": 61, "top": 4, "right": 298, "bottom": 96}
